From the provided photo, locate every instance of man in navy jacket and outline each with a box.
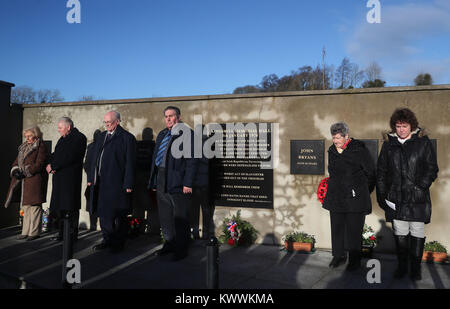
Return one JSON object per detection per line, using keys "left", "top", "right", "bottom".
{"left": 148, "top": 106, "right": 198, "bottom": 261}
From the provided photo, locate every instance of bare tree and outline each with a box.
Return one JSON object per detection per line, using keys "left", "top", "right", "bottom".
{"left": 11, "top": 86, "right": 64, "bottom": 104}
{"left": 260, "top": 74, "right": 280, "bottom": 92}
{"left": 365, "top": 62, "right": 382, "bottom": 82}
{"left": 78, "top": 95, "right": 96, "bottom": 101}
{"left": 349, "top": 63, "right": 365, "bottom": 88}
{"left": 335, "top": 57, "right": 352, "bottom": 89}
{"left": 11, "top": 86, "right": 36, "bottom": 104}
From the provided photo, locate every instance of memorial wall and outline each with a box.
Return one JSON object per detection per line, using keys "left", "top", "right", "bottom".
{"left": 20, "top": 85, "right": 450, "bottom": 251}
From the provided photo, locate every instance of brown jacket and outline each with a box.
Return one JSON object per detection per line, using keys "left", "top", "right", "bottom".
{"left": 4, "top": 139, "right": 48, "bottom": 208}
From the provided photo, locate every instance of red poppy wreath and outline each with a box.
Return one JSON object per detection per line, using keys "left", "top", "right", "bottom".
{"left": 317, "top": 177, "right": 329, "bottom": 204}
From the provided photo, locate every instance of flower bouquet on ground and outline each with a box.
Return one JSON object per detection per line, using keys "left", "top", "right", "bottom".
{"left": 282, "top": 231, "right": 316, "bottom": 253}
{"left": 127, "top": 216, "right": 144, "bottom": 238}
{"left": 362, "top": 224, "right": 377, "bottom": 257}
{"left": 219, "top": 210, "right": 259, "bottom": 247}
{"left": 41, "top": 208, "right": 50, "bottom": 232}
{"left": 19, "top": 208, "right": 24, "bottom": 226}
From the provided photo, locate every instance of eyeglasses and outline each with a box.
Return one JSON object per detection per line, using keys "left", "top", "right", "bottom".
{"left": 103, "top": 120, "right": 117, "bottom": 125}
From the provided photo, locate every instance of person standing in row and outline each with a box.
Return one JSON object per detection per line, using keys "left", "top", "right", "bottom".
{"left": 88, "top": 111, "right": 137, "bottom": 254}
{"left": 189, "top": 125, "right": 214, "bottom": 240}
{"left": 322, "top": 122, "right": 376, "bottom": 271}
{"left": 47, "top": 117, "right": 87, "bottom": 243}
{"left": 148, "top": 106, "right": 198, "bottom": 261}
{"left": 5, "top": 126, "right": 48, "bottom": 241}
{"left": 83, "top": 129, "right": 101, "bottom": 231}
{"left": 377, "top": 108, "right": 438, "bottom": 280}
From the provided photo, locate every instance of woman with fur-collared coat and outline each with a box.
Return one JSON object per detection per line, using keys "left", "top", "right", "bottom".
{"left": 4, "top": 126, "right": 48, "bottom": 241}
{"left": 376, "top": 108, "right": 438, "bottom": 281}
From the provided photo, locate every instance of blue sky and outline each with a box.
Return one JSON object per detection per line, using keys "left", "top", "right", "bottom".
{"left": 1, "top": 0, "right": 449, "bottom": 102}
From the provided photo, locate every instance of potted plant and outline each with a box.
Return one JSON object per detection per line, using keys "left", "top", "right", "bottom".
{"left": 283, "top": 231, "right": 316, "bottom": 253}
{"left": 362, "top": 224, "right": 377, "bottom": 258}
{"left": 423, "top": 241, "right": 448, "bottom": 263}
{"left": 219, "top": 210, "right": 259, "bottom": 247}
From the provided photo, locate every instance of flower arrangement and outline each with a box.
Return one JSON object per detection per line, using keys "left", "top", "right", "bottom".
{"left": 19, "top": 209, "right": 24, "bottom": 226}
{"left": 219, "top": 210, "right": 259, "bottom": 247}
{"left": 283, "top": 231, "right": 316, "bottom": 252}
{"left": 283, "top": 231, "right": 316, "bottom": 244}
{"left": 41, "top": 208, "right": 50, "bottom": 232}
{"left": 127, "top": 216, "right": 143, "bottom": 238}
{"left": 423, "top": 240, "right": 448, "bottom": 263}
{"left": 424, "top": 241, "right": 447, "bottom": 253}
{"left": 362, "top": 224, "right": 377, "bottom": 247}
{"left": 316, "top": 177, "right": 329, "bottom": 204}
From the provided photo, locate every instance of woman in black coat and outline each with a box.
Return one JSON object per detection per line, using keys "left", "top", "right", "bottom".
{"left": 376, "top": 108, "right": 438, "bottom": 280}
{"left": 322, "top": 122, "right": 376, "bottom": 271}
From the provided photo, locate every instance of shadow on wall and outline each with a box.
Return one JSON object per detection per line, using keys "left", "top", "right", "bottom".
{"left": 275, "top": 173, "right": 324, "bottom": 239}
{"left": 132, "top": 127, "right": 158, "bottom": 235}
{"left": 374, "top": 219, "right": 395, "bottom": 254}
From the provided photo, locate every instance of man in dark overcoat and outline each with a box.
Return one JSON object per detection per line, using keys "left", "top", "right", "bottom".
{"left": 83, "top": 129, "right": 101, "bottom": 231}
{"left": 148, "top": 106, "right": 198, "bottom": 261}
{"left": 47, "top": 117, "right": 87, "bottom": 242}
{"left": 88, "top": 110, "right": 136, "bottom": 253}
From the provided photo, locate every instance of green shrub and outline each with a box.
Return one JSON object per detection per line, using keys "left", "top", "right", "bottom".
{"left": 424, "top": 241, "right": 447, "bottom": 253}
{"left": 283, "top": 231, "right": 316, "bottom": 244}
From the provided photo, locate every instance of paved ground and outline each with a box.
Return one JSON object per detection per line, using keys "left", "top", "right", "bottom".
{"left": 0, "top": 225, "right": 449, "bottom": 290}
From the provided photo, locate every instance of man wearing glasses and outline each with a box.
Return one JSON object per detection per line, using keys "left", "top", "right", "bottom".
{"left": 87, "top": 110, "right": 137, "bottom": 253}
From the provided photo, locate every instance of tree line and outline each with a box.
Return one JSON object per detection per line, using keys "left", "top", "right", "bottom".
{"left": 233, "top": 58, "right": 433, "bottom": 94}
{"left": 10, "top": 60, "right": 434, "bottom": 104}
{"left": 10, "top": 86, "right": 99, "bottom": 104}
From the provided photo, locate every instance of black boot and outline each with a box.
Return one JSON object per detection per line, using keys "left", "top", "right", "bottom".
{"left": 329, "top": 254, "right": 347, "bottom": 268}
{"left": 393, "top": 234, "right": 409, "bottom": 278}
{"left": 346, "top": 251, "right": 361, "bottom": 271}
{"left": 410, "top": 236, "right": 425, "bottom": 281}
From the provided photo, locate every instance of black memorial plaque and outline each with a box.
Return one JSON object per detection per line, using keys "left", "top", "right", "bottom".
{"left": 210, "top": 123, "right": 273, "bottom": 209}
{"left": 290, "top": 140, "right": 325, "bottom": 175}
{"left": 360, "top": 139, "right": 379, "bottom": 166}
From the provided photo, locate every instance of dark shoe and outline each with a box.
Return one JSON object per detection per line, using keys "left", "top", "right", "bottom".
{"left": 410, "top": 236, "right": 425, "bottom": 281}
{"left": 346, "top": 251, "right": 361, "bottom": 271}
{"left": 393, "top": 234, "right": 409, "bottom": 278}
{"left": 191, "top": 231, "right": 201, "bottom": 240}
{"left": 154, "top": 245, "right": 172, "bottom": 256}
{"left": 329, "top": 255, "right": 347, "bottom": 268}
{"left": 92, "top": 243, "right": 110, "bottom": 251}
{"left": 26, "top": 235, "right": 40, "bottom": 241}
{"left": 17, "top": 235, "right": 28, "bottom": 240}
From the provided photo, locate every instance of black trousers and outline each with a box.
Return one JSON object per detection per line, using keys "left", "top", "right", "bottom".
{"left": 99, "top": 215, "right": 128, "bottom": 249}
{"left": 330, "top": 212, "right": 365, "bottom": 257}
{"left": 55, "top": 209, "right": 79, "bottom": 240}
{"left": 157, "top": 167, "right": 190, "bottom": 255}
{"left": 189, "top": 186, "right": 215, "bottom": 239}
